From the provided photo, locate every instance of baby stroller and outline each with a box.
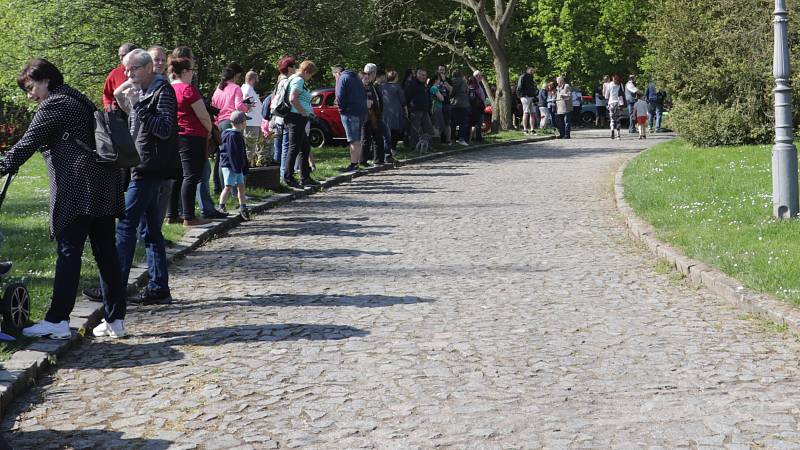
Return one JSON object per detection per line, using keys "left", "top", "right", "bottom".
{"left": 0, "top": 173, "right": 30, "bottom": 333}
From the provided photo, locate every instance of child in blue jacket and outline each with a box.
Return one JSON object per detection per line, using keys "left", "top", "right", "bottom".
{"left": 219, "top": 111, "right": 251, "bottom": 220}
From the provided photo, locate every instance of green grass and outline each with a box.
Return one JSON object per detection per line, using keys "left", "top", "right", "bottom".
{"left": 623, "top": 138, "right": 800, "bottom": 305}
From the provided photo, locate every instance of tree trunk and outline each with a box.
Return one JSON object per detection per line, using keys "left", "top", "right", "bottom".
{"left": 490, "top": 52, "right": 514, "bottom": 131}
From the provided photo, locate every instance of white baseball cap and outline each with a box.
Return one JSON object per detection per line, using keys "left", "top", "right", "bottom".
{"left": 363, "top": 63, "right": 377, "bottom": 74}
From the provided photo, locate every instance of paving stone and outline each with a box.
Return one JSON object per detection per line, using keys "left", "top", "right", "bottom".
{"left": 4, "top": 130, "right": 800, "bottom": 447}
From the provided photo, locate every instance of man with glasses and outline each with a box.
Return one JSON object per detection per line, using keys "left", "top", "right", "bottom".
{"left": 102, "top": 42, "right": 138, "bottom": 114}
{"left": 87, "top": 49, "right": 178, "bottom": 307}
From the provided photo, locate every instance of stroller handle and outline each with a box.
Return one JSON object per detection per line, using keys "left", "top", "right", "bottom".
{"left": 0, "top": 173, "right": 13, "bottom": 211}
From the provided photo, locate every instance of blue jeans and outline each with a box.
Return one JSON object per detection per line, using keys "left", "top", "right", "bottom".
{"left": 273, "top": 123, "right": 290, "bottom": 179}
{"left": 112, "top": 178, "right": 170, "bottom": 294}
{"left": 380, "top": 119, "right": 393, "bottom": 156}
{"left": 648, "top": 103, "right": 663, "bottom": 131}
{"left": 627, "top": 104, "right": 636, "bottom": 133}
{"left": 196, "top": 158, "right": 216, "bottom": 216}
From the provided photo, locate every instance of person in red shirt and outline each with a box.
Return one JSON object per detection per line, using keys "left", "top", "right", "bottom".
{"left": 102, "top": 42, "right": 137, "bottom": 112}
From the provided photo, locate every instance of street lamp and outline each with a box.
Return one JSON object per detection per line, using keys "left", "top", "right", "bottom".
{"left": 772, "top": 0, "right": 799, "bottom": 219}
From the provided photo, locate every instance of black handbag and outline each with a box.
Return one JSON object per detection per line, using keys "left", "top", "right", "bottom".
{"left": 91, "top": 109, "right": 139, "bottom": 168}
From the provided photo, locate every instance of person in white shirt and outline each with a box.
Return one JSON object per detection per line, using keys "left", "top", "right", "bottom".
{"left": 603, "top": 74, "right": 626, "bottom": 140}
{"left": 241, "top": 71, "right": 262, "bottom": 160}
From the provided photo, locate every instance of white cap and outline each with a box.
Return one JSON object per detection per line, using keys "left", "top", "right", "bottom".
{"left": 363, "top": 63, "right": 377, "bottom": 74}
{"left": 473, "top": 70, "right": 482, "bottom": 77}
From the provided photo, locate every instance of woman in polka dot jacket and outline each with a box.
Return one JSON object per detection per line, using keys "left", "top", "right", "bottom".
{"left": 0, "top": 58, "right": 127, "bottom": 340}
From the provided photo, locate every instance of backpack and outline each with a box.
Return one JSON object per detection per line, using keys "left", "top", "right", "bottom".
{"left": 64, "top": 92, "right": 139, "bottom": 169}
{"left": 261, "top": 93, "right": 273, "bottom": 120}
{"left": 270, "top": 76, "right": 295, "bottom": 118}
{"left": 468, "top": 88, "right": 483, "bottom": 110}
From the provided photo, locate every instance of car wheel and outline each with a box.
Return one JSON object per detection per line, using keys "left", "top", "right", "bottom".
{"left": 309, "top": 124, "right": 330, "bottom": 148}
{"left": 2, "top": 282, "right": 30, "bottom": 331}
{"left": 581, "top": 111, "right": 596, "bottom": 126}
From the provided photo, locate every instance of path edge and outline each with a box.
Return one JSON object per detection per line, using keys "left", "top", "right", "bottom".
{"left": 0, "top": 133, "right": 556, "bottom": 417}
{"left": 614, "top": 151, "right": 800, "bottom": 335}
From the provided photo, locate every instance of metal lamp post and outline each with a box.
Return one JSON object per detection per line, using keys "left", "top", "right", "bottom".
{"left": 773, "top": 0, "right": 799, "bottom": 219}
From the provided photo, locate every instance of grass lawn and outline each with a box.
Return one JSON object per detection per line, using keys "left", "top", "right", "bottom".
{"left": 0, "top": 127, "right": 537, "bottom": 357}
{"left": 623, "top": 138, "right": 800, "bottom": 305}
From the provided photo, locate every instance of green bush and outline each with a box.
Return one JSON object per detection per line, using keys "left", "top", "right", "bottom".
{"left": 670, "top": 100, "right": 772, "bottom": 148}
{"left": 643, "top": 0, "right": 797, "bottom": 147}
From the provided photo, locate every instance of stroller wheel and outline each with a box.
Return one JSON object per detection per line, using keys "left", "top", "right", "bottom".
{"left": 2, "top": 283, "right": 30, "bottom": 331}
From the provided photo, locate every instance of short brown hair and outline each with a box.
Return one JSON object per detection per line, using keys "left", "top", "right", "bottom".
{"left": 299, "top": 60, "right": 317, "bottom": 75}
{"left": 386, "top": 70, "right": 398, "bottom": 82}
{"left": 168, "top": 56, "right": 193, "bottom": 77}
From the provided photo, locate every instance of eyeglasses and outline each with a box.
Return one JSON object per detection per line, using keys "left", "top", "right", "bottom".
{"left": 125, "top": 65, "right": 145, "bottom": 73}
{"left": 23, "top": 83, "right": 34, "bottom": 93}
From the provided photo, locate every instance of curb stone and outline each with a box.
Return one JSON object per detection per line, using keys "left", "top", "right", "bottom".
{"left": 0, "top": 133, "right": 556, "bottom": 416}
{"left": 614, "top": 153, "right": 800, "bottom": 336}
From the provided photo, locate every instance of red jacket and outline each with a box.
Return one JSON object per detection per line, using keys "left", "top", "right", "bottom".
{"left": 102, "top": 65, "right": 127, "bottom": 110}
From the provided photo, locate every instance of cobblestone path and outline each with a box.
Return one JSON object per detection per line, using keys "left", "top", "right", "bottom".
{"left": 6, "top": 130, "right": 800, "bottom": 449}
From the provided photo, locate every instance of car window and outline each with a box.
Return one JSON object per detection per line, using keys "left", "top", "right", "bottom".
{"left": 325, "top": 93, "right": 336, "bottom": 107}
{"left": 311, "top": 95, "right": 323, "bottom": 107}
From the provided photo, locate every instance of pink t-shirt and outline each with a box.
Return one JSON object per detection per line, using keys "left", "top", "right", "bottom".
{"left": 211, "top": 82, "right": 247, "bottom": 124}
{"left": 173, "top": 82, "right": 207, "bottom": 137}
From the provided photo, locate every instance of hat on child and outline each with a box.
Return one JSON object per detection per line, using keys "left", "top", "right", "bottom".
{"left": 230, "top": 110, "right": 251, "bottom": 125}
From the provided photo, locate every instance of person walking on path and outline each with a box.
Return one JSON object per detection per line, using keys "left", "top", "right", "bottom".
{"left": 467, "top": 75, "right": 485, "bottom": 143}
{"left": 538, "top": 82, "right": 551, "bottom": 130}
{"left": 0, "top": 59, "right": 127, "bottom": 339}
{"left": 517, "top": 66, "right": 538, "bottom": 134}
{"left": 241, "top": 70, "right": 263, "bottom": 158}
{"left": 333, "top": 64, "right": 368, "bottom": 172}
{"left": 102, "top": 42, "right": 137, "bottom": 114}
{"left": 379, "top": 70, "right": 406, "bottom": 161}
{"left": 284, "top": 61, "right": 319, "bottom": 188}
{"left": 167, "top": 55, "right": 213, "bottom": 227}
{"left": 604, "top": 74, "right": 626, "bottom": 140}
{"left": 625, "top": 75, "right": 639, "bottom": 135}
{"left": 633, "top": 92, "right": 649, "bottom": 139}
{"left": 449, "top": 70, "right": 470, "bottom": 146}
{"left": 218, "top": 111, "right": 251, "bottom": 220}
{"left": 554, "top": 76, "right": 573, "bottom": 139}
{"left": 645, "top": 80, "right": 664, "bottom": 133}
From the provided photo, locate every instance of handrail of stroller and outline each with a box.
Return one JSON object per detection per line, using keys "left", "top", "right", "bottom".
{"left": 0, "top": 173, "right": 13, "bottom": 211}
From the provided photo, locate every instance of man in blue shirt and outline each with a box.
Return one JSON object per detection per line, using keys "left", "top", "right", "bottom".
{"left": 333, "top": 64, "right": 368, "bottom": 172}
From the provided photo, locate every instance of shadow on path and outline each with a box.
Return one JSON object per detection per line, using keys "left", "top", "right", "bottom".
{"left": 57, "top": 323, "right": 369, "bottom": 370}
{"left": 1, "top": 429, "right": 172, "bottom": 450}
{"left": 152, "top": 294, "right": 434, "bottom": 314}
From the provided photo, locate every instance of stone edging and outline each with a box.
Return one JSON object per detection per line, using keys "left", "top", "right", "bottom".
{"left": 0, "top": 133, "right": 556, "bottom": 416}
{"left": 614, "top": 152, "right": 800, "bottom": 335}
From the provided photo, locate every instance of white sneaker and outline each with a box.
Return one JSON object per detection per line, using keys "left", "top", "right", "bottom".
{"left": 457, "top": 140, "right": 469, "bottom": 147}
{"left": 92, "top": 319, "right": 126, "bottom": 338}
{"left": 22, "top": 320, "right": 71, "bottom": 340}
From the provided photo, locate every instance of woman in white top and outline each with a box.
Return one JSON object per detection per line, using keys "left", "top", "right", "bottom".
{"left": 603, "top": 74, "right": 626, "bottom": 139}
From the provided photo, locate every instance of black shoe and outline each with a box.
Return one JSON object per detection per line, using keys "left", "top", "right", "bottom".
{"left": 239, "top": 207, "right": 251, "bottom": 221}
{"left": 338, "top": 164, "right": 359, "bottom": 173}
{"left": 202, "top": 210, "right": 229, "bottom": 219}
{"left": 83, "top": 287, "right": 103, "bottom": 303}
{"left": 129, "top": 289, "right": 172, "bottom": 305}
{"left": 385, "top": 156, "right": 396, "bottom": 164}
{"left": 301, "top": 177, "right": 320, "bottom": 187}
{"left": 284, "top": 177, "right": 302, "bottom": 188}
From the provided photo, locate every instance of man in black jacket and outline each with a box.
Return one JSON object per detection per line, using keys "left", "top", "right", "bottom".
{"left": 404, "top": 68, "right": 434, "bottom": 151}
{"left": 361, "top": 63, "right": 385, "bottom": 165}
{"left": 87, "top": 48, "right": 178, "bottom": 311}
{"left": 517, "top": 66, "right": 538, "bottom": 134}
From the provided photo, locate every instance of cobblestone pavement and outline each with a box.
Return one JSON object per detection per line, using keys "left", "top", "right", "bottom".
{"left": 6, "top": 130, "right": 800, "bottom": 449}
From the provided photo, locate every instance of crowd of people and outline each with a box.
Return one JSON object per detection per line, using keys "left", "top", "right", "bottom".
{"left": 0, "top": 40, "right": 668, "bottom": 341}
{"left": 511, "top": 68, "right": 667, "bottom": 140}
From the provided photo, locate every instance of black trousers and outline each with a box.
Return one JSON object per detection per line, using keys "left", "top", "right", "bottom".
{"left": 47, "top": 215, "right": 125, "bottom": 323}
{"left": 361, "top": 119, "right": 385, "bottom": 163}
{"left": 285, "top": 113, "right": 311, "bottom": 180}
{"left": 168, "top": 135, "right": 206, "bottom": 220}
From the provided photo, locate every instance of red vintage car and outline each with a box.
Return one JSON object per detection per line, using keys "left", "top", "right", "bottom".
{"left": 309, "top": 87, "right": 347, "bottom": 147}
